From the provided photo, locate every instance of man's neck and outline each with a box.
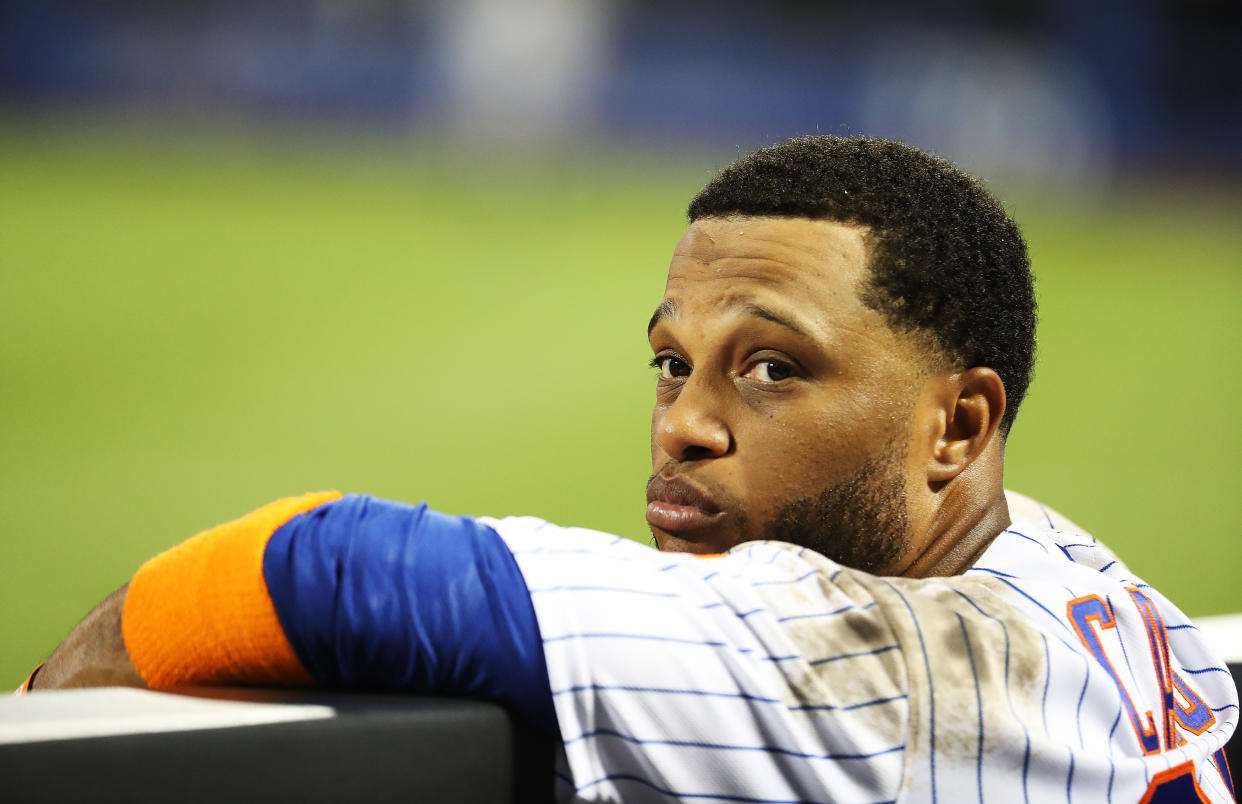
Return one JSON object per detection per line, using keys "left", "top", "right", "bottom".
{"left": 900, "top": 442, "right": 1011, "bottom": 578}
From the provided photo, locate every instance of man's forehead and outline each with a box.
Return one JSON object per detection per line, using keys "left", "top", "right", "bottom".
{"left": 657, "top": 217, "right": 874, "bottom": 328}
{"left": 670, "top": 216, "right": 870, "bottom": 271}
{"left": 648, "top": 217, "right": 907, "bottom": 358}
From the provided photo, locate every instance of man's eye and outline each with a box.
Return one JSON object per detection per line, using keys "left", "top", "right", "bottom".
{"left": 746, "top": 359, "right": 795, "bottom": 383}
{"left": 652, "top": 356, "right": 691, "bottom": 379}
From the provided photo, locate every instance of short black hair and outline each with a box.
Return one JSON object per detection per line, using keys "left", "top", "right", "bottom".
{"left": 688, "top": 135, "right": 1036, "bottom": 435}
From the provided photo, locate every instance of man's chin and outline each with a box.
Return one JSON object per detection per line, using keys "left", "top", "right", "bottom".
{"left": 651, "top": 527, "right": 738, "bottom": 555}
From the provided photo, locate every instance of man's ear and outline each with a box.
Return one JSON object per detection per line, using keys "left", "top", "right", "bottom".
{"left": 926, "top": 367, "right": 1006, "bottom": 483}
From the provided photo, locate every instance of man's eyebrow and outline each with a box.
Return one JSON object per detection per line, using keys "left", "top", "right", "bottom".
{"left": 736, "top": 301, "right": 815, "bottom": 341}
{"left": 647, "top": 298, "right": 817, "bottom": 341}
{"left": 647, "top": 299, "right": 677, "bottom": 336}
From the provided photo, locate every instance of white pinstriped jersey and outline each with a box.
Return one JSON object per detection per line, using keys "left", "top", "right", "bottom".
{"left": 484, "top": 515, "right": 1238, "bottom": 804}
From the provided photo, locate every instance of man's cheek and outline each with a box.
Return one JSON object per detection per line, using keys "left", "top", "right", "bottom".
{"left": 649, "top": 406, "right": 667, "bottom": 464}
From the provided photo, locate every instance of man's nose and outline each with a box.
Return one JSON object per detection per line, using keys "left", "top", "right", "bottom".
{"left": 654, "top": 379, "right": 732, "bottom": 461}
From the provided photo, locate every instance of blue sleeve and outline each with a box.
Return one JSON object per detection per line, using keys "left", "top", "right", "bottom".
{"left": 261, "top": 494, "right": 557, "bottom": 734}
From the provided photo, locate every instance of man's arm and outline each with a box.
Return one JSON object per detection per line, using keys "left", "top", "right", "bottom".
{"left": 29, "top": 492, "right": 337, "bottom": 693}
{"left": 25, "top": 493, "right": 557, "bottom": 737}
{"left": 32, "top": 585, "right": 143, "bottom": 690}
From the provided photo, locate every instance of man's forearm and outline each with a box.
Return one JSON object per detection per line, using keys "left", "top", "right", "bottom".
{"left": 24, "top": 493, "right": 557, "bottom": 736}
{"left": 33, "top": 584, "right": 145, "bottom": 690}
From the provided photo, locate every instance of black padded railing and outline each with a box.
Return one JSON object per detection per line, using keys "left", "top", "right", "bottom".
{"left": 1, "top": 689, "right": 555, "bottom": 804}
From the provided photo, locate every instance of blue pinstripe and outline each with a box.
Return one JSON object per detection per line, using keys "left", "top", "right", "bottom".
{"left": 1037, "top": 504, "right": 1055, "bottom": 528}
{"left": 543, "top": 631, "right": 809, "bottom": 665}
{"left": 956, "top": 614, "right": 985, "bottom": 804}
{"left": 1074, "top": 656, "right": 1089, "bottom": 749}
{"left": 551, "top": 682, "right": 909, "bottom": 715}
{"left": 1107, "top": 704, "right": 1122, "bottom": 803}
{"left": 777, "top": 600, "right": 876, "bottom": 622}
{"left": 1065, "top": 746, "right": 1075, "bottom": 803}
{"left": 1041, "top": 636, "right": 1052, "bottom": 736}
{"left": 1066, "top": 650, "right": 1095, "bottom": 803}
{"left": 562, "top": 726, "right": 906, "bottom": 761}
{"left": 552, "top": 683, "right": 780, "bottom": 703}
{"left": 1106, "top": 593, "right": 1145, "bottom": 711}
{"left": 696, "top": 601, "right": 767, "bottom": 617}
{"left": 968, "top": 567, "right": 1018, "bottom": 578}
{"left": 883, "top": 580, "right": 937, "bottom": 804}
{"left": 808, "top": 644, "right": 898, "bottom": 666}
{"left": 952, "top": 588, "right": 1033, "bottom": 803}
{"left": 752, "top": 569, "right": 819, "bottom": 586}
{"left": 790, "top": 694, "right": 909, "bottom": 713}
{"left": 980, "top": 572, "right": 1076, "bottom": 637}
{"left": 1004, "top": 529, "right": 1050, "bottom": 552}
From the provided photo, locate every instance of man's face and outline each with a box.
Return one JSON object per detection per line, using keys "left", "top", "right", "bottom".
{"left": 646, "top": 216, "right": 930, "bottom": 572}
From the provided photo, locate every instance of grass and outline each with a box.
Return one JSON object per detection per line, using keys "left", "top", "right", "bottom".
{"left": 2, "top": 123, "right": 1239, "bottom": 688}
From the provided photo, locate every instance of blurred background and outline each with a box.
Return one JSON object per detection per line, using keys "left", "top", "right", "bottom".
{"left": 2, "top": 0, "right": 1239, "bottom": 687}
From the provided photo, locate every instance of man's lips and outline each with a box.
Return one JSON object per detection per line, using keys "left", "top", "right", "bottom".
{"left": 645, "top": 475, "right": 725, "bottom": 535}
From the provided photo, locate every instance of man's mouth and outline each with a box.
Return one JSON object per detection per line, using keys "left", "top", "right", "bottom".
{"left": 645, "top": 475, "right": 725, "bottom": 535}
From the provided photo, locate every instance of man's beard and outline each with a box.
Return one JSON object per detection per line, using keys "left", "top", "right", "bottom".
{"left": 753, "top": 447, "right": 909, "bottom": 575}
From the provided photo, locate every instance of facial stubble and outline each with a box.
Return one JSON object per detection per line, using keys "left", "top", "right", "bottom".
{"left": 753, "top": 438, "right": 909, "bottom": 575}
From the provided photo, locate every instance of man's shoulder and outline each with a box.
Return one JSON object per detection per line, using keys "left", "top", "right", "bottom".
{"left": 968, "top": 519, "right": 1142, "bottom": 606}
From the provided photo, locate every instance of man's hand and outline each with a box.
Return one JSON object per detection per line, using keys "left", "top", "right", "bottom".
{"left": 33, "top": 584, "right": 145, "bottom": 690}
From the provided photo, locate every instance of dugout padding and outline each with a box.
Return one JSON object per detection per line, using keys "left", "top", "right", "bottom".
{"left": 0, "top": 689, "right": 554, "bottom": 804}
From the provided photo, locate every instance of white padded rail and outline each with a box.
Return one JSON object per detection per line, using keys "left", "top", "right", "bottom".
{"left": 0, "top": 687, "right": 334, "bottom": 745}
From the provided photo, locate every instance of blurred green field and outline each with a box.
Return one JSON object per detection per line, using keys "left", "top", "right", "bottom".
{"left": 2, "top": 124, "right": 1239, "bottom": 688}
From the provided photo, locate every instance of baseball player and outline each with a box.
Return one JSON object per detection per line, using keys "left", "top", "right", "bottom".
{"left": 27, "top": 137, "right": 1237, "bottom": 802}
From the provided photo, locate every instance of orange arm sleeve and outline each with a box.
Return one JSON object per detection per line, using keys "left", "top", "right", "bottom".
{"left": 121, "top": 491, "right": 340, "bottom": 689}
